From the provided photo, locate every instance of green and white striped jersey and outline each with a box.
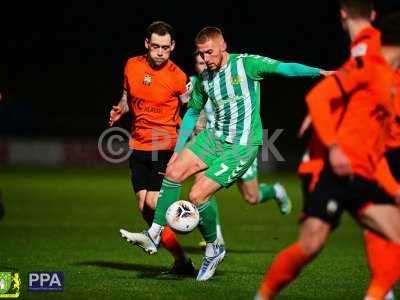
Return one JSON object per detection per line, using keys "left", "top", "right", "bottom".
{"left": 189, "top": 75, "right": 215, "bottom": 129}
{"left": 189, "top": 53, "right": 282, "bottom": 146}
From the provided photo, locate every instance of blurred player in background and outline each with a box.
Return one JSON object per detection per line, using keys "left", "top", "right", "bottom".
{"left": 255, "top": 11, "right": 400, "bottom": 300}
{"left": 298, "top": 1, "right": 398, "bottom": 298}
{"left": 121, "top": 26, "right": 329, "bottom": 281}
{"left": 109, "top": 21, "right": 194, "bottom": 276}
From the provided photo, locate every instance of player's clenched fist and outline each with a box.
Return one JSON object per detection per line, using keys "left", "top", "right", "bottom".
{"left": 109, "top": 105, "right": 124, "bottom": 126}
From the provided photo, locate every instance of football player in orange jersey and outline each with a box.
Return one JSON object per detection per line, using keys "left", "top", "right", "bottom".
{"left": 109, "top": 21, "right": 194, "bottom": 276}
{"left": 298, "top": 1, "right": 398, "bottom": 299}
{"left": 255, "top": 11, "right": 400, "bottom": 300}
{"left": 298, "top": 0, "right": 380, "bottom": 189}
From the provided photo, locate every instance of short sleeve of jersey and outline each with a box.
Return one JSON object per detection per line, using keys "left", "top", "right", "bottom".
{"left": 188, "top": 75, "right": 207, "bottom": 111}
{"left": 123, "top": 59, "right": 132, "bottom": 91}
{"left": 242, "top": 54, "right": 281, "bottom": 80}
{"left": 174, "top": 68, "right": 188, "bottom": 96}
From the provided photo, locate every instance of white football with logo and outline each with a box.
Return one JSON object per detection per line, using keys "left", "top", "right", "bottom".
{"left": 166, "top": 200, "right": 200, "bottom": 234}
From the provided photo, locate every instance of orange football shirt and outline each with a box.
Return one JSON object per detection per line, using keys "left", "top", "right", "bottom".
{"left": 124, "top": 55, "right": 187, "bottom": 150}
{"left": 385, "top": 71, "right": 400, "bottom": 149}
{"left": 306, "top": 56, "right": 397, "bottom": 180}
{"left": 298, "top": 26, "right": 382, "bottom": 189}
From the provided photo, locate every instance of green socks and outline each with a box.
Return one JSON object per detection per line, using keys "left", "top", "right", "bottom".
{"left": 153, "top": 178, "right": 182, "bottom": 226}
{"left": 197, "top": 196, "right": 217, "bottom": 243}
{"left": 208, "top": 195, "right": 221, "bottom": 225}
{"left": 258, "top": 183, "right": 276, "bottom": 204}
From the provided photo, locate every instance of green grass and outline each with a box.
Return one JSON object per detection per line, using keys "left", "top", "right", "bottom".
{"left": 0, "top": 167, "right": 398, "bottom": 299}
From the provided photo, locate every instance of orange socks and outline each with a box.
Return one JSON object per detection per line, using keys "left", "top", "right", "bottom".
{"left": 141, "top": 204, "right": 184, "bottom": 261}
{"left": 258, "top": 243, "right": 311, "bottom": 299}
{"left": 364, "top": 230, "right": 400, "bottom": 300}
{"left": 160, "top": 226, "right": 185, "bottom": 260}
{"left": 257, "top": 231, "right": 400, "bottom": 300}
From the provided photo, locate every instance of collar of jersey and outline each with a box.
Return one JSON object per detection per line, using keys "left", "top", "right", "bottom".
{"left": 218, "top": 53, "right": 232, "bottom": 72}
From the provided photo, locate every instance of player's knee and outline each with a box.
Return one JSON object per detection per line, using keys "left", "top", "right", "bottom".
{"left": 189, "top": 188, "right": 207, "bottom": 206}
{"left": 135, "top": 195, "right": 146, "bottom": 212}
{"left": 299, "top": 222, "right": 329, "bottom": 256}
{"left": 165, "top": 166, "right": 185, "bottom": 183}
{"left": 243, "top": 190, "right": 258, "bottom": 204}
{"left": 146, "top": 197, "right": 157, "bottom": 210}
{"left": 300, "top": 237, "right": 325, "bottom": 256}
{"left": 360, "top": 206, "right": 400, "bottom": 243}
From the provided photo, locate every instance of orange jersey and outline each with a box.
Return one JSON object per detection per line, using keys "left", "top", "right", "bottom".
{"left": 298, "top": 26, "right": 382, "bottom": 184}
{"left": 373, "top": 71, "right": 400, "bottom": 196}
{"left": 385, "top": 71, "right": 400, "bottom": 150}
{"left": 306, "top": 55, "right": 398, "bottom": 180}
{"left": 124, "top": 55, "right": 187, "bottom": 151}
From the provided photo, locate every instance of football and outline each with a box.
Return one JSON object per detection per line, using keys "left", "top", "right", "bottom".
{"left": 166, "top": 200, "right": 200, "bottom": 234}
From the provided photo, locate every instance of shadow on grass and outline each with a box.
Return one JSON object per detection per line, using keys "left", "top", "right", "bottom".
{"left": 75, "top": 261, "right": 195, "bottom": 280}
{"left": 183, "top": 246, "right": 276, "bottom": 255}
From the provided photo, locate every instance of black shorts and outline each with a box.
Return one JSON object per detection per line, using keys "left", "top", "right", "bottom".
{"left": 386, "top": 147, "right": 400, "bottom": 182}
{"left": 301, "top": 167, "right": 395, "bottom": 229}
{"left": 128, "top": 150, "right": 173, "bottom": 193}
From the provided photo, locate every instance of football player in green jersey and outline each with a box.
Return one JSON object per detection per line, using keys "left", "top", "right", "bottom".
{"left": 121, "top": 26, "right": 329, "bottom": 281}
{"left": 190, "top": 52, "right": 291, "bottom": 248}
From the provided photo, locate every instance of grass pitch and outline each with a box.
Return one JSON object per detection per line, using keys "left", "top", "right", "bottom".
{"left": 0, "top": 167, "right": 398, "bottom": 299}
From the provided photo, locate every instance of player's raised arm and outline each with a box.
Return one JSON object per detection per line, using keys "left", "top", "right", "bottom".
{"left": 242, "top": 54, "right": 324, "bottom": 80}
{"left": 275, "top": 62, "right": 329, "bottom": 77}
{"left": 109, "top": 90, "right": 129, "bottom": 126}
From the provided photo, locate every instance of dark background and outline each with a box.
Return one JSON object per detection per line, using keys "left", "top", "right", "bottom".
{"left": 1, "top": 1, "right": 400, "bottom": 161}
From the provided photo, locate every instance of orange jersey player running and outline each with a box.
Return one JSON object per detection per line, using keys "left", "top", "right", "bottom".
{"left": 297, "top": 0, "right": 381, "bottom": 190}
{"left": 109, "top": 21, "right": 194, "bottom": 276}
{"left": 298, "top": 3, "right": 398, "bottom": 298}
{"left": 255, "top": 11, "right": 400, "bottom": 300}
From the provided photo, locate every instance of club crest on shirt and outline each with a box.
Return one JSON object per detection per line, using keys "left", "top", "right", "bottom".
{"left": 351, "top": 43, "right": 368, "bottom": 58}
{"left": 143, "top": 74, "right": 152, "bottom": 86}
{"left": 231, "top": 75, "right": 241, "bottom": 85}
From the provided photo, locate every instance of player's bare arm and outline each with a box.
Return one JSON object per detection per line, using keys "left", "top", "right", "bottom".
{"left": 109, "top": 90, "right": 129, "bottom": 126}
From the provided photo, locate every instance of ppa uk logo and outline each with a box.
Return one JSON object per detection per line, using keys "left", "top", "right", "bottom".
{"left": 28, "top": 272, "right": 64, "bottom": 292}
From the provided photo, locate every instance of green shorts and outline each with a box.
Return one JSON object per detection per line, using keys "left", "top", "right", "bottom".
{"left": 187, "top": 129, "right": 259, "bottom": 187}
{"left": 240, "top": 158, "right": 258, "bottom": 182}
